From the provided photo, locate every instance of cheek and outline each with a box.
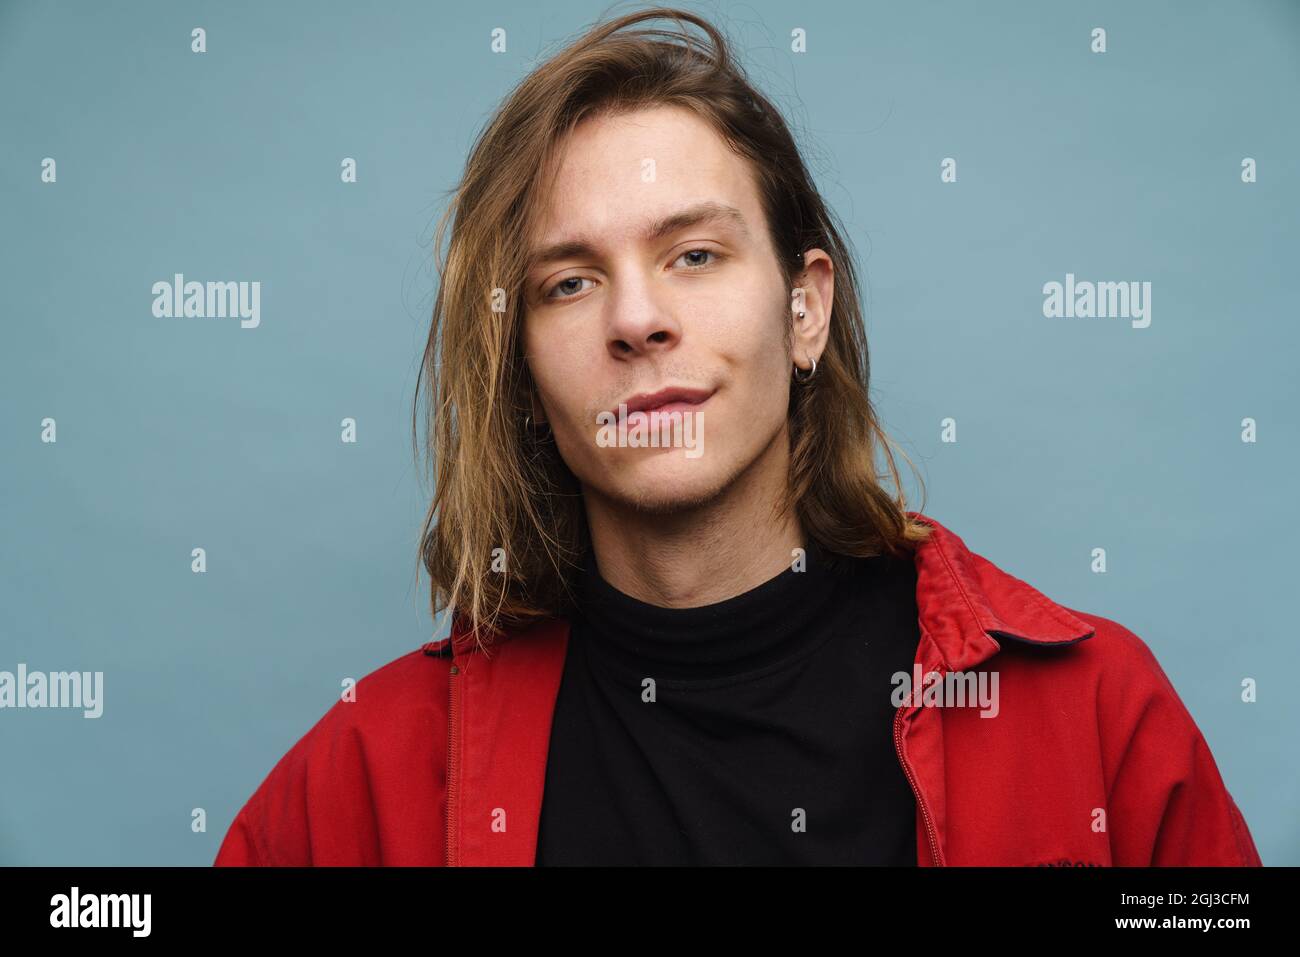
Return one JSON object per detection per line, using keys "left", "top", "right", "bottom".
{"left": 522, "top": 322, "right": 561, "bottom": 395}
{"left": 524, "top": 325, "right": 593, "bottom": 429}
{"left": 718, "top": 298, "right": 792, "bottom": 398}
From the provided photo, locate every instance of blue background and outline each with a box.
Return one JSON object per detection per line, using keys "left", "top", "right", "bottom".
{"left": 2, "top": 0, "right": 1296, "bottom": 865}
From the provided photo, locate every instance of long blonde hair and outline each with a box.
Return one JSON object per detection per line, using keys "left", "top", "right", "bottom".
{"left": 414, "top": 6, "right": 931, "bottom": 649}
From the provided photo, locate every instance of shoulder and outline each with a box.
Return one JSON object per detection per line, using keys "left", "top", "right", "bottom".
{"left": 1054, "top": 608, "right": 1261, "bottom": 865}
{"left": 1032, "top": 605, "right": 1225, "bottom": 783}
{"left": 1051, "top": 607, "right": 1191, "bottom": 713}
{"left": 312, "top": 642, "right": 455, "bottom": 736}
{"left": 275, "top": 643, "right": 453, "bottom": 767}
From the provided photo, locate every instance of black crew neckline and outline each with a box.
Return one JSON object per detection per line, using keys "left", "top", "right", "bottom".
{"left": 573, "top": 537, "right": 854, "bottom": 685}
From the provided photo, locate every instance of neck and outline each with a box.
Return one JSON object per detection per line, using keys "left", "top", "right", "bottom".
{"left": 581, "top": 425, "right": 804, "bottom": 608}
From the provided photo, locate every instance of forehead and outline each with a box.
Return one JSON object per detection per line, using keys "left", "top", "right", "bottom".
{"left": 529, "top": 104, "right": 764, "bottom": 246}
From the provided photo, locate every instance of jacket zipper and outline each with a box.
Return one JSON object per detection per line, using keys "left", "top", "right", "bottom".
{"left": 446, "top": 663, "right": 461, "bottom": 867}
{"left": 893, "top": 704, "right": 942, "bottom": 866}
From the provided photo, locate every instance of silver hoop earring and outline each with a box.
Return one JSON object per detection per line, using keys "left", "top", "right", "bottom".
{"left": 523, "top": 414, "right": 552, "bottom": 441}
{"left": 793, "top": 354, "right": 817, "bottom": 383}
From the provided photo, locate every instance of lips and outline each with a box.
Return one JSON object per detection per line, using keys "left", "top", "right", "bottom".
{"left": 613, "top": 386, "right": 714, "bottom": 417}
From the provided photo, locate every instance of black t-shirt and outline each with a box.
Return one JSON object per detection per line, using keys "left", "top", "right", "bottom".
{"left": 534, "top": 536, "right": 921, "bottom": 865}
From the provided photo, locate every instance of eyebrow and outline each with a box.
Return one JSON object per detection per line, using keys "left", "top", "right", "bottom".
{"left": 525, "top": 201, "right": 751, "bottom": 272}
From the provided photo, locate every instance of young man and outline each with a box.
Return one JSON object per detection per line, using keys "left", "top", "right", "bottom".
{"left": 214, "top": 8, "right": 1261, "bottom": 867}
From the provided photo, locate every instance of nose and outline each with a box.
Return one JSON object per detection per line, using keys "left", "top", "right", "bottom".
{"left": 605, "top": 277, "right": 683, "bottom": 360}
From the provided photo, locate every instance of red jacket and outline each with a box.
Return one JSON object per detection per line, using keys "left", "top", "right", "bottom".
{"left": 213, "top": 512, "right": 1263, "bottom": 866}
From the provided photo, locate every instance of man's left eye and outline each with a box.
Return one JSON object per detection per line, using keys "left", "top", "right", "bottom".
{"left": 676, "top": 249, "right": 719, "bottom": 269}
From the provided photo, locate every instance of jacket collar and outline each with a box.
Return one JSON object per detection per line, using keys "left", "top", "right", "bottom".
{"left": 905, "top": 510, "right": 1094, "bottom": 672}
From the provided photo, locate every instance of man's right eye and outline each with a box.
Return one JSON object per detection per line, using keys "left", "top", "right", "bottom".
{"left": 544, "top": 276, "right": 595, "bottom": 300}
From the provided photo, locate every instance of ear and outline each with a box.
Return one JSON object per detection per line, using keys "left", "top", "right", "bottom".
{"left": 790, "top": 249, "right": 834, "bottom": 373}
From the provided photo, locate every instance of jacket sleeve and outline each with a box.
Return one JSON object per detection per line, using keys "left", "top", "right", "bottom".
{"left": 1146, "top": 730, "right": 1262, "bottom": 866}
{"left": 1100, "top": 621, "right": 1263, "bottom": 866}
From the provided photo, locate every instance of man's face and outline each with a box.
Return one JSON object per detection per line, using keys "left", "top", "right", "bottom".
{"left": 521, "top": 104, "right": 795, "bottom": 514}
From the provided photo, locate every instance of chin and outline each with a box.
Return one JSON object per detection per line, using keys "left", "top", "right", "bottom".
{"left": 604, "top": 450, "right": 732, "bottom": 515}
